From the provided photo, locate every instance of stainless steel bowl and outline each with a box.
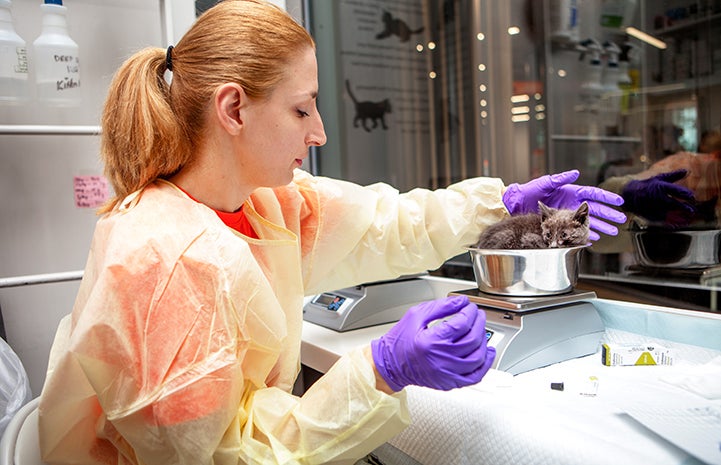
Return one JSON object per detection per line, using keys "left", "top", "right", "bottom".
{"left": 631, "top": 229, "right": 721, "bottom": 269}
{"left": 465, "top": 245, "right": 588, "bottom": 296}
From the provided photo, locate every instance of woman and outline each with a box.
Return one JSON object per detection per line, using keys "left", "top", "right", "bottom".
{"left": 38, "top": 1, "right": 625, "bottom": 464}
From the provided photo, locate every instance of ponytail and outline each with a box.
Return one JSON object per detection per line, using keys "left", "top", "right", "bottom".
{"left": 99, "top": 47, "right": 189, "bottom": 212}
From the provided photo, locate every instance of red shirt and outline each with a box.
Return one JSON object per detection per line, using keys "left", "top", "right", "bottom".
{"left": 214, "top": 207, "right": 259, "bottom": 238}
{"left": 177, "top": 186, "right": 258, "bottom": 238}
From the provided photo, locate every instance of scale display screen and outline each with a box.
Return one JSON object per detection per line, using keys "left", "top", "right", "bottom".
{"left": 312, "top": 293, "right": 346, "bottom": 311}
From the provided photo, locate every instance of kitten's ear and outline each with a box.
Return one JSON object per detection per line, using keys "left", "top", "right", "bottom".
{"left": 539, "top": 201, "right": 552, "bottom": 219}
{"left": 574, "top": 201, "right": 589, "bottom": 222}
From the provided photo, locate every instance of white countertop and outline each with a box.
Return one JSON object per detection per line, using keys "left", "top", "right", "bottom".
{"left": 300, "top": 320, "right": 390, "bottom": 373}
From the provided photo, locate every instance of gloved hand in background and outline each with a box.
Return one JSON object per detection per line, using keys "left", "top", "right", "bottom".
{"left": 371, "top": 295, "right": 495, "bottom": 392}
{"left": 621, "top": 169, "right": 697, "bottom": 226}
{"left": 502, "top": 169, "right": 627, "bottom": 241}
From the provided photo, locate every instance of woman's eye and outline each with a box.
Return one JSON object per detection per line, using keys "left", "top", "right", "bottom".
{"left": 297, "top": 109, "right": 310, "bottom": 117}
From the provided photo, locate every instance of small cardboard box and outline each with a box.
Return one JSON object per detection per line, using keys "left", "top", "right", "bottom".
{"left": 601, "top": 343, "right": 674, "bottom": 366}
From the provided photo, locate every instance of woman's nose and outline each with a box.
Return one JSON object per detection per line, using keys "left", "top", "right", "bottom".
{"left": 307, "top": 115, "right": 327, "bottom": 147}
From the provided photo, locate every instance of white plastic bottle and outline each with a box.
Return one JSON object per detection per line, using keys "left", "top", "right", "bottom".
{"left": 0, "top": 0, "right": 28, "bottom": 103}
{"left": 599, "top": 0, "right": 638, "bottom": 29}
{"left": 599, "top": 41, "right": 622, "bottom": 134}
{"left": 33, "top": 0, "right": 80, "bottom": 105}
{"left": 575, "top": 38, "right": 603, "bottom": 135}
{"left": 617, "top": 43, "right": 636, "bottom": 115}
{"left": 549, "top": 0, "right": 580, "bottom": 43}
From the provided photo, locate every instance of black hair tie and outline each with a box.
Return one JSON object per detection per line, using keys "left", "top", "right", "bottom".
{"left": 166, "top": 45, "right": 174, "bottom": 72}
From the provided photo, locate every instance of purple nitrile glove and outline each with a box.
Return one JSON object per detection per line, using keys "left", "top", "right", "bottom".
{"left": 622, "top": 169, "right": 697, "bottom": 225}
{"left": 371, "top": 295, "right": 496, "bottom": 392}
{"left": 502, "top": 170, "right": 627, "bottom": 241}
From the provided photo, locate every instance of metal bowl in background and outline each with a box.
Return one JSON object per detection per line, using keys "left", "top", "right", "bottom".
{"left": 631, "top": 228, "right": 721, "bottom": 269}
{"left": 465, "top": 245, "right": 588, "bottom": 296}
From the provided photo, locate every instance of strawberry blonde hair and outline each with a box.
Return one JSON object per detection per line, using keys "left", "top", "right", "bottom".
{"left": 99, "top": 0, "right": 315, "bottom": 211}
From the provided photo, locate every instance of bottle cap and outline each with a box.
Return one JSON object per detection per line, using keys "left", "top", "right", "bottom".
{"left": 44, "top": 0, "right": 63, "bottom": 4}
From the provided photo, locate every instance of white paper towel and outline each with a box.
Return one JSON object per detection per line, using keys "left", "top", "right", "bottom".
{"left": 661, "top": 355, "right": 721, "bottom": 400}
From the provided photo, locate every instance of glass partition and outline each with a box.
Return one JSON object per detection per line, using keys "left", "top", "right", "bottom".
{"left": 305, "top": 0, "right": 721, "bottom": 312}
{"left": 305, "top": 0, "right": 537, "bottom": 189}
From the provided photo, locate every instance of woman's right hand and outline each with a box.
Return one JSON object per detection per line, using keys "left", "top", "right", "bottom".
{"left": 370, "top": 296, "right": 495, "bottom": 392}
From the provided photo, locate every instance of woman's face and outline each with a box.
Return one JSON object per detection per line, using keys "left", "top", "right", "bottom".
{"left": 239, "top": 47, "right": 327, "bottom": 188}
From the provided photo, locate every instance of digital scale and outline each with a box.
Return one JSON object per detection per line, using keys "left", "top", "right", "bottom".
{"left": 448, "top": 288, "right": 602, "bottom": 375}
{"left": 303, "top": 276, "right": 435, "bottom": 332}
{"left": 303, "top": 277, "right": 604, "bottom": 375}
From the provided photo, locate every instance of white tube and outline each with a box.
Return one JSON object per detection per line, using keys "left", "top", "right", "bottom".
{"left": 0, "top": 270, "right": 83, "bottom": 288}
{"left": 0, "top": 124, "right": 100, "bottom": 135}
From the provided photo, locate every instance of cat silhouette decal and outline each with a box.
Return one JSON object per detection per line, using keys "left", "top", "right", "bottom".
{"left": 375, "top": 10, "right": 424, "bottom": 43}
{"left": 345, "top": 80, "right": 392, "bottom": 133}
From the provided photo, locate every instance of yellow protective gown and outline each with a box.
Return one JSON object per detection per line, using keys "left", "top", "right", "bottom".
{"left": 38, "top": 169, "right": 507, "bottom": 465}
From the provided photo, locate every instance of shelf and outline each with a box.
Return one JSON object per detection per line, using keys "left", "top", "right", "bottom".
{"left": 654, "top": 12, "right": 721, "bottom": 36}
{"left": 551, "top": 134, "right": 642, "bottom": 143}
{"left": 0, "top": 125, "right": 102, "bottom": 136}
{"left": 644, "top": 72, "right": 721, "bottom": 95}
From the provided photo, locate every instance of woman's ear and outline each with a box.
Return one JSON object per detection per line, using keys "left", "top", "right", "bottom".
{"left": 214, "top": 83, "right": 246, "bottom": 134}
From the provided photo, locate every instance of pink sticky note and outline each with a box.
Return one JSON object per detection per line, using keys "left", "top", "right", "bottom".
{"left": 74, "top": 175, "right": 109, "bottom": 208}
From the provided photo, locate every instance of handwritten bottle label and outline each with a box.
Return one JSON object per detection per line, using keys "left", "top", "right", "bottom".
{"left": 35, "top": 47, "right": 80, "bottom": 103}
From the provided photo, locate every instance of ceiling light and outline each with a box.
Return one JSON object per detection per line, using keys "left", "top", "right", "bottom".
{"left": 625, "top": 27, "right": 667, "bottom": 49}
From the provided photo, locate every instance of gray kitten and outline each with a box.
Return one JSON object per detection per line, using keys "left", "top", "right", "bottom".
{"left": 475, "top": 201, "right": 590, "bottom": 249}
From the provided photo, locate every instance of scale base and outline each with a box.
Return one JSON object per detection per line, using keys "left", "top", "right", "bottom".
{"left": 449, "top": 288, "right": 603, "bottom": 375}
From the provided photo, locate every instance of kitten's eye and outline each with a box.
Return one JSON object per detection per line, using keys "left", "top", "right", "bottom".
{"left": 296, "top": 109, "right": 310, "bottom": 118}
{"left": 561, "top": 232, "right": 568, "bottom": 239}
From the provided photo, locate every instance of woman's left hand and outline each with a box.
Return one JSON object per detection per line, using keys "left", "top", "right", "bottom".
{"left": 502, "top": 170, "right": 627, "bottom": 241}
